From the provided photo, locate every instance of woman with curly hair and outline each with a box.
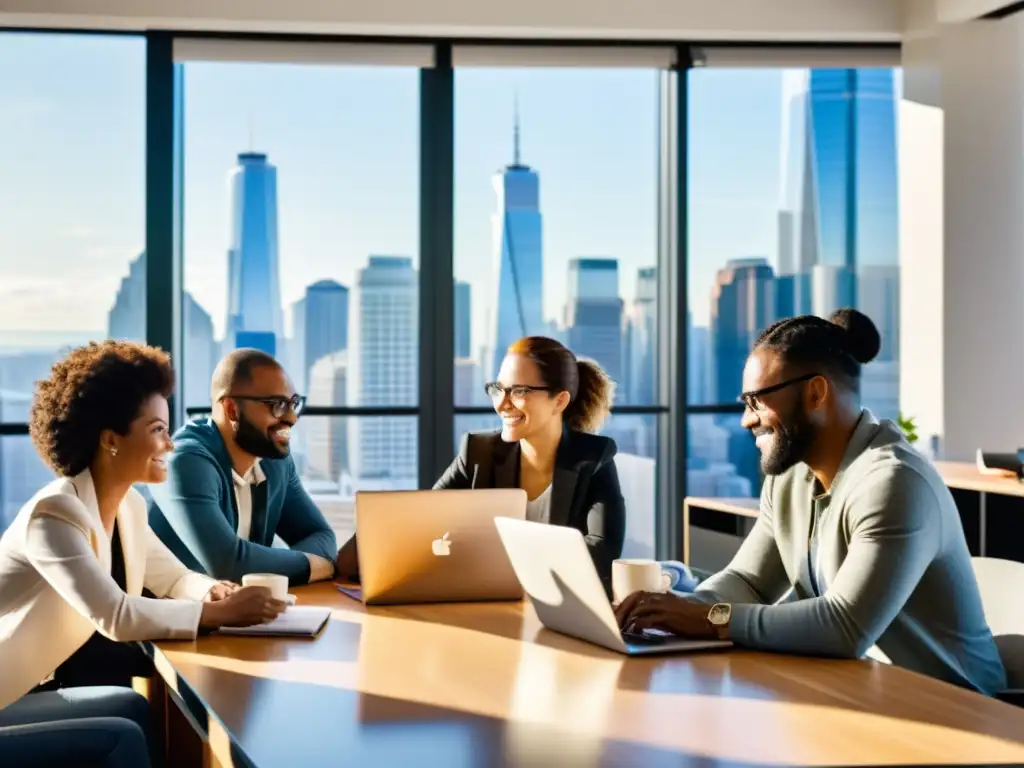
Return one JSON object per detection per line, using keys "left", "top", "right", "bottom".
{"left": 336, "top": 336, "right": 626, "bottom": 588}
{"left": 0, "top": 341, "right": 286, "bottom": 766}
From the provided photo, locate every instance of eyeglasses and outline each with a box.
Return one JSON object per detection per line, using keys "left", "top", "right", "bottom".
{"left": 738, "top": 373, "right": 820, "bottom": 412}
{"left": 225, "top": 394, "right": 307, "bottom": 418}
{"left": 484, "top": 383, "right": 554, "bottom": 403}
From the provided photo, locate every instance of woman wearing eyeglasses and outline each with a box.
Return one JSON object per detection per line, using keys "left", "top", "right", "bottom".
{"left": 335, "top": 336, "right": 626, "bottom": 588}
{"left": 0, "top": 341, "right": 286, "bottom": 766}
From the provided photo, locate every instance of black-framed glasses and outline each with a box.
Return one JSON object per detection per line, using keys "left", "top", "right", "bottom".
{"left": 484, "top": 383, "right": 554, "bottom": 403}
{"left": 224, "top": 394, "right": 306, "bottom": 418}
{"left": 738, "top": 373, "right": 820, "bottom": 412}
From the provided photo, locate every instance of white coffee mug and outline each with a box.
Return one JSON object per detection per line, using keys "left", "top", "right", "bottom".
{"left": 612, "top": 559, "right": 681, "bottom": 605}
{"left": 241, "top": 573, "right": 289, "bottom": 601}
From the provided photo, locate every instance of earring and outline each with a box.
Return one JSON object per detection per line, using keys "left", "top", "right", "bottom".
{"left": 109, "top": 447, "right": 118, "bottom": 458}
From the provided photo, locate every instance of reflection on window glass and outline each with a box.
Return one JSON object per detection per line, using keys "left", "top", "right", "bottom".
{"left": 688, "top": 67, "right": 901, "bottom": 496}
{"left": 0, "top": 34, "right": 144, "bottom": 529}
{"left": 180, "top": 61, "right": 420, "bottom": 501}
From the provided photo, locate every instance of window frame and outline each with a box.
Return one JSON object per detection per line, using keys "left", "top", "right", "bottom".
{"left": 0, "top": 28, "right": 899, "bottom": 559}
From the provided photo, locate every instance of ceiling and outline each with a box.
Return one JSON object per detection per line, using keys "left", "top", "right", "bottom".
{"left": 0, "top": 0, "right": 1018, "bottom": 42}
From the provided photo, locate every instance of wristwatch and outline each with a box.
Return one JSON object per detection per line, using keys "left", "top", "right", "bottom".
{"left": 707, "top": 603, "right": 732, "bottom": 640}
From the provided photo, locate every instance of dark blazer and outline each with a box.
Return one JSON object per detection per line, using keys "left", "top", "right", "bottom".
{"left": 147, "top": 418, "right": 337, "bottom": 586}
{"left": 434, "top": 428, "right": 626, "bottom": 585}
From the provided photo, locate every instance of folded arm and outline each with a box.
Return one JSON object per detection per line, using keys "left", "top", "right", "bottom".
{"left": 153, "top": 451, "right": 314, "bottom": 585}
{"left": 693, "top": 480, "right": 791, "bottom": 606}
{"left": 726, "top": 464, "right": 941, "bottom": 658}
{"left": 24, "top": 499, "right": 203, "bottom": 641}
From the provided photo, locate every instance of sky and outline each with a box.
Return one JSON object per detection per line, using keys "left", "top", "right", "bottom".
{"left": 0, "top": 32, "right": 872, "bottom": 350}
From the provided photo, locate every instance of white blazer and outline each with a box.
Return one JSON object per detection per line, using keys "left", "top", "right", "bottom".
{"left": 0, "top": 469, "right": 217, "bottom": 711}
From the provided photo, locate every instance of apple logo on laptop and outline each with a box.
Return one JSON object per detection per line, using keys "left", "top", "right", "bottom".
{"left": 431, "top": 532, "right": 452, "bottom": 557}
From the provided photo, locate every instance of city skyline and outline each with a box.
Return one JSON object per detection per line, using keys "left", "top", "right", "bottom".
{"left": 0, "top": 41, "right": 823, "bottom": 341}
{"left": 0, "top": 31, "right": 905, "bottom": 552}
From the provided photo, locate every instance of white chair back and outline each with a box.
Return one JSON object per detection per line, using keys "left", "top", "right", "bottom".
{"left": 971, "top": 557, "right": 1024, "bottom": 690}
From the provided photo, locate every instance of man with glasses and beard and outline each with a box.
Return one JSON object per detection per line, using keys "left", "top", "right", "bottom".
{"left": 148, "top": 349, "right": 337, "bottom": 585}
{"left": 615, "top": 309, "right": 1007, "bottom": 696}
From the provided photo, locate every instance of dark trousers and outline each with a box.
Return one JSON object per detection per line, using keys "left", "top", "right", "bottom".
{"left": 50, "top": 633, "right": 154, "bottom": 690}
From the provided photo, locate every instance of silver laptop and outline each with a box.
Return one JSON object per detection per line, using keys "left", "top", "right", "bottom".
{"left": 494, "top": 517, "right": 732, "bottom": 655}
{"left": 343, "top": 489, "right": 527, "bottom": 605}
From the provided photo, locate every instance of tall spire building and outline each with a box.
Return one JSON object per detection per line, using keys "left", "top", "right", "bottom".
{"left": 225, "top": 151, "right": 284, "bottom": 356}
{"left": 488, "top": 103, "right": 544, "bottom": 379}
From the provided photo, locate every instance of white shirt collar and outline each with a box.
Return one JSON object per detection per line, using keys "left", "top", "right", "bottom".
{"left": 231, "top": 459, "right": 265, "bottom": 488}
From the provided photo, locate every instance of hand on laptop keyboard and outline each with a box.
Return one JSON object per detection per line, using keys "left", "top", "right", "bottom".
{"left": 614, "top": 590, "right": 721, "bottom": 640}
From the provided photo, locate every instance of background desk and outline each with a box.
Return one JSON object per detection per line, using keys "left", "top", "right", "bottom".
{"left": 150, "top": 583, "right": 1024, "bottom": 767}
{"left": 684, "top": 461, "right": 1024, "bottom": 570}
{"left": 934, "top": 461, "right": 1024, "bottom": 558}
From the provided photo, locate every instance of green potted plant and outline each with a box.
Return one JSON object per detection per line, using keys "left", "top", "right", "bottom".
{"left": 897, "top": 412, "right": 919, "bottom": 445}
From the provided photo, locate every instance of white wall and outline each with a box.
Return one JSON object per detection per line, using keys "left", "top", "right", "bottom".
{"left": 940, "top": 19, "right": 1024, "bottom": 459}
{"left": 901, "top": 18, "right": 1024, "bottom": 460}
{"left": 0, "top": 0, "right": 903, "bottom": 41}
{"left": 898, "top": 97, "right": 945, "bottom": 445}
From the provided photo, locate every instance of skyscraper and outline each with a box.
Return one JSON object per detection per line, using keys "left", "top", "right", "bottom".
{"left": 710, "top": 258, "right": 776, "bottom": 404}
{"left": 776, "top": 68, "right": 900, "bottom": 417}
{"left": 182, "top": 293, "right": 217, "bottom": 410}
{"left": 225, "top": 152, "right": 284, "bottom": 357}
{"left": 108, "top": 252, "right": 145, "bottom": 341}
{"left": 307, "top": 351, "right": 348, "bottom": 485}
{"left": 565, "top": 259, "right": 624, "bottom": 393}
{"left": 686, "top": 311, "right": 712, "bottom": 406}
{"left": 779, "top": 71, "right": 899, "bottom": 320}
{"left": 624, "top": 267, "right": 657, "bottom": 406}
{"left": 298, "top": 280, "right": 349, "bottom": 392}
{"left": 489, "top": 108, "right": 544, "bottom": 379}
{"left": 348, "top": 256, "right": 417, "bottom": 489}
{"left": 290, "top": 296, "right": 307, "bottom": 394}
{"left": 454, "top": 281, "right": 472, "bottom": 359}
{"left": 107, "top": 252, "right": 216, "bottom": 409}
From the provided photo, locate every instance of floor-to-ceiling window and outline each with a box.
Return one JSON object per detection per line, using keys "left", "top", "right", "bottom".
{"left": 686, "top": 51, "right": 903, "bottom": 512}
{"left": 0, "top": 32, "right": 145, "bottom": 530}
{"left": 0, "top": 34, "right": 902, "bottom": 559}
{"left": 451, "top": 48, "right": 672, "bottom": 558}
{"left": 175, "top": 41, "right": 427, "bottom": 544}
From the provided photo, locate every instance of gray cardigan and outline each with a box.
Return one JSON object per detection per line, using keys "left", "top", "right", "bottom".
{"left": 696, "top": 410, "right": 1007, "bottom": 695}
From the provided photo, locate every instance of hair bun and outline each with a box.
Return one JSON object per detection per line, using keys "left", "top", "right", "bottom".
{"left": 828, "top": 308, "right": 880, "bottom": 365}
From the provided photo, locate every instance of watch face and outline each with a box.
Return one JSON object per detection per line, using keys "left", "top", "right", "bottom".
{"left": 708, "top": 603, "right": 731, "bottom": 626}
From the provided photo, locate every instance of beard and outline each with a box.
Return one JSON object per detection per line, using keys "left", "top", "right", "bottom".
{"left": 755, "top": 407, "right": 817, "bottom": 476}
{"left": 234, "top": 409, "right": 289, "bottom": 459}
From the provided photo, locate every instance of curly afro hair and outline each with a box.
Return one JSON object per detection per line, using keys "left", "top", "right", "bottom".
{"left": 30, "top": 341, "right": 175, "bottom": 477}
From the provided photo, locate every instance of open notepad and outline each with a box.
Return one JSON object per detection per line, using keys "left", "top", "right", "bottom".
{"left": 218, "top": 605, "right": 332, "bottom": 637}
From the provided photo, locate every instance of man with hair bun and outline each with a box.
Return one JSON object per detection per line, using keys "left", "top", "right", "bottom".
{"left": 616, "top": 309, "right": 1007, "bottom": 696}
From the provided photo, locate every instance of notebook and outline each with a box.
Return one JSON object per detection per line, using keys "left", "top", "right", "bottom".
{"left": 218, "top": 605, "right": 332, "bottom": 637}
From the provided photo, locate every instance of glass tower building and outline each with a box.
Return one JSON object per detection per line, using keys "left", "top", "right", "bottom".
{"left": 226, "top": 151, "right": 284, "bottom": 357}
{"left": 489, "top": 114, "right": 544, "bottom": 379}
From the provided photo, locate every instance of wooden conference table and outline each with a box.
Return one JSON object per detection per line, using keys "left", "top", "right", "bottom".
{"left": 684, "top": 460, "right": 1024, "bottom": 563}
{"left": 149, "top": 582, "right": 1024, "bottom": 767}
